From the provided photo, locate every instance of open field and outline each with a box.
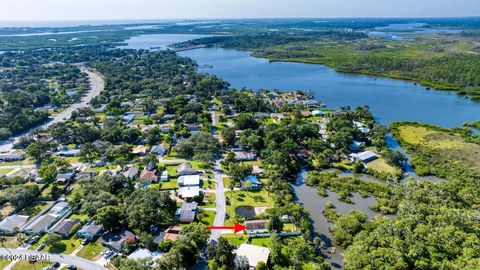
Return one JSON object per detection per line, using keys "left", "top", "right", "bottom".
{"left": 392, "top": 123, "right": 480, "bottom": 176}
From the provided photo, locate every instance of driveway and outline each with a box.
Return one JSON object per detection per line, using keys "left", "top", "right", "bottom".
{"left": 0, "top": 67, "right": 104, "bottom": 152}
{"left": 0, "top": 248, "right": 106, "bottom": 270}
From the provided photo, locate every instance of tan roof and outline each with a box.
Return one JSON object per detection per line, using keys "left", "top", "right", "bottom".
{"left": 236, "top": 244, "right": 270, "bottom": 268}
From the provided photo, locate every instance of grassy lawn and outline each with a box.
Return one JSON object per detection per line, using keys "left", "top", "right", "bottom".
{"left": 200, "top": 179, "right": 215, "bottom": 190}
{"left": 30, "top": 234, "right": 83, "bottom": 254}
{"left": 198, "top": 210, "right": 215, "bottom": 226}
{"left": 77, "top": 238, "right": 104, "bottom": 261}
{"left": 0, "top": 159, "right": 34, "bottom": 166}
{"left": 225, "top": 189, "right": 274, "bottom": 225}
{"left": 367, "top": 158, "right": 397, "bottom": 173}
{"left": 0, "top": 260, "right": 11, "bottom": 269}
{"left": 201, "top": 192, "right": 216, "bottom": 208}
{"left": 63, "top": 156, "right": 80, "bottom": 163}
{"left": 221, "top": 233, "right": 248, "bottom": 247}
{"left": 191, "top": 161, "right": 213, "bottom": 170}
{"left": 69, "top": 212, "right": 89, "bottom": 222}
{"left": 1, "top": 236, "right": 22, "bottom": 249}
{"left": 0, "top": 168, "right": 14, "bottom": 174}
{"left": 154, "top": 179, "right": 179, "bottom": 190}
{"left": 250, "top": 237, "right": 271, "bottom": 247}
{"left": 17, "top": 202, "right": 51, "bottom": 217}
{"left": 11, "top": 260, "right": 52, "bottom": 270}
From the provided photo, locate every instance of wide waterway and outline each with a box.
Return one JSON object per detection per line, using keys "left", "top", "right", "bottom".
{"left": 121, "top": 34, "right": 479, "bottom": 268}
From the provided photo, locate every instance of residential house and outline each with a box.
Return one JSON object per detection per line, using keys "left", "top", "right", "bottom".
{"left": 301, "top": 111, "right": 312, "bottom": 118}
{"left": 162, "top": 226, "right": 183, "bottom": 241}
{"left": 186, "top": 124, "right": 201, "bottom": 133}
{"left": 22, "top": 214, "right": 57, "bottom": 234}
{"left": 353, "top": 121, "right": 371, "bottom": 134}
{"left": 178, "top": 175, "right": 200, "bottom": 187}
{"left": 0, "top": 154, "right": 25, "bottom": 162}
{"left": 350, "top": 141, "right": 366, "bottom": 151}
{"left": 50, "top": 218, "right": 80, "bottom": 237}
{"left": 251, "top": 166, "right": 264, "bottom": 176}
{"left": 270, "top": 113, "right": 285, "bottom": 120}
{"left": 245, "top": 220, "right": 268, "bottom": 234}
{"left": 160, "top": 171, "right": 168, "bottom": 182}
{"left": 234, "top": 151, "right": 256, "bottom": 161}
{"left": 77, "top": 221, "right": 103, "bottom": 240}
{"left": 303, "top": 99, "right": 320, "bottom": 108}
{"left": 349, "top": 151, "right": 378, "bottom": 164}
{"left": 242, "top": 176, "right": 261, "bottom": 190}
{"left": 176, "top": 163, "right": 198, "bottom": 176}
{"left": 101, "top": 229, "right": 136, "bottom": 252}
{"left": 122, "top": 114, "right": 135, "bottom": 124}
{"left": 57, "top": 149, "right": 80, "bottom": 157}
{"left": 131, "top": 145, "right": 148, "bottom": 156}
{"left": 178, "top": 186, "right": 200, "bottom": 199}
{"left": 150, "top": 145, "right": 166, "bottom": 156}
{"left": 139, "top": 169, "right": 157, "bottom": 182}
{"left": 75, "top": 172, "right": 95, "bottom": 181}
{"left": 123, "top": 166, "right": 139, "bottom": 179}
{"left": 235, "top": 244, "right": 270, "bottom": 269}
{"left": 176, "top": 202, "right": 198, "bottom": 223}
{"left": 0, "top": 215, "right": 29, "bottom": 235}
{"left": 312, "top": 110, "right": 326, "bottom": 117}
{"left": 56, "top": 173, "right": 74, "bottom": 185}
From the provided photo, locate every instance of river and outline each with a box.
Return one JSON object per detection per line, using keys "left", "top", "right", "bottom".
{"left": 120, "top": 34, "right": 479, "bottom": 268}
{"left": 120, "top": 33, "right": 480, "bottom": 128}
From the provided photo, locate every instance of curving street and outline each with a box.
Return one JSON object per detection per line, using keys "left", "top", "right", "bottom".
{"left": 0, "top": 67, "right": 104, "bottom": 152}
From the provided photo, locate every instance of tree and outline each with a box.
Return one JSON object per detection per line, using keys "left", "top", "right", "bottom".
{"left": 44, "top": 233, "right": 62, "bottom": 247}
{"left": 208, "top": 237, "right": 235, "bottom": 268}
{"left": 180, "top": 223, "right": 210, "bottom": 248}
{"left": 123, "top": 189, "right": 176, "bottom": 231}
{"left": 25, "top": 140, "right": 53, "bottom": 164}
{"left": 267, "top": 215, "right": 283, "bottom": 233}
{"left": 79, "top": 142, "right": 100, "bottom": 163}
{"left": 235, "top": 255, "right": 250, "bottom": 270}
{"left": 49, "top": 184, "right": 61, "bottom": 200}
{"left": 2, "top": 185, "right": 38, "bottom": 209}
{"left": 94, "top": 206, "right": 123, "bottom": 230}
{"left": 227, "top": 163, "right": 252, "bottom": 187}
{"left": 175, "top": 132, "right": 220, "bottom": 162}
{"left": 221, "top": 127, "right": 235, "bottom": 147}
{"left": 235, "top": 113, "right": 259, "bottom": 130}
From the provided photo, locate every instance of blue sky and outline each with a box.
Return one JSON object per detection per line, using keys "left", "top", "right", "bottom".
{"left": 0, "top": 0, "right": 479, "bottom": 21}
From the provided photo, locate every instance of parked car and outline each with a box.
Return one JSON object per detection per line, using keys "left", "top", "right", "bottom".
{"left": 52, "top": 262, "right": 60, "bottom": 268}
{"left": 81, "top": 239, "right": 89, "bottom": 245}
{"left": 36, "top": 243, "right": 45, "bottom": 251}
{"left": 67, "top": 265, "right": 77, "bottom": 270}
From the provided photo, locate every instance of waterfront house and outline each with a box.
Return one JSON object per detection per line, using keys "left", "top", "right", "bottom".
{"left": 350, "top": 141, "right": 366, "bottom": 151}
{"left": 245, "top": 220, "right": 268, "bottom": 234}
{"left": 349, "top": 151, "right": 378, "bottom": 164}
{"left": 312, "top": 110, "right": 326, "bottom": 117}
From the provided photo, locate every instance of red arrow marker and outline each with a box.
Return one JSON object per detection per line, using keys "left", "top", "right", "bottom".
{"left": 206, "top": 223, "right": 246, "bottom": 233}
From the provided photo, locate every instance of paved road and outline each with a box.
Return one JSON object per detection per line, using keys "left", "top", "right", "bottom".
{"left": 0, "top": 248, "right": 106, "bottom": 270}
{"left": 0, "top": 67, "right": 104, "bottom": 152}
{"left": 209, "top": 160, "right": 226, "bottom": 242}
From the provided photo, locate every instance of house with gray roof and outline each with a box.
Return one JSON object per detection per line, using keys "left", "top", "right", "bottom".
{"left": 77, "top": 221, "right": 103, "bottom": 240}
{"left": 50, "top": 218, "right": 80, "bottom": 237}
{"left": 22, "top": 214, "right": 57, "bottom": 234}
{"left": 0, "top": 215, "right": 29, "bottom": 235}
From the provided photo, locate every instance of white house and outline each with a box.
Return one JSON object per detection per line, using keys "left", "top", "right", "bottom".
{"left": 178, "top": 186, "right": 200, "bottom": 199}
{"left": 178, "top": 175, "right": 200, "bottom": 186}
{"left": 160, "top": 171, "right": 169, "bottom": 182}
{"left": 349, "top": 151, "right": 377, "bottom": 163}
{"left": 235, "top": 244, "right": 270, "bottom": 269}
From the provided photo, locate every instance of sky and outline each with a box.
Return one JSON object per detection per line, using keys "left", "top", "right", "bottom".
{"left": 0, "top": 0, "right": 479, "bottom": 22}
